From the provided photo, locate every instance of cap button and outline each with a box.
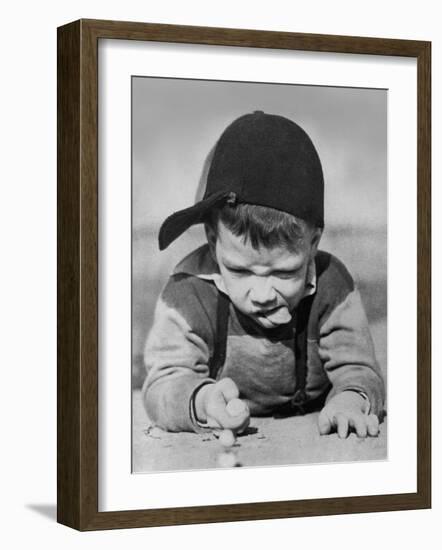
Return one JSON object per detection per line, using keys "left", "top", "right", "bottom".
{"left": 253, "top": 110, "right": 265, "bottom": 115}
{"left": 226, "top": 192, "right": 237, "bottom": 205}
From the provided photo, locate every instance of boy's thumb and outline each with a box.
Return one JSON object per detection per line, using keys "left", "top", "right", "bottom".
{"left": 318, "top": 410, "right": 332, "bottom": 435}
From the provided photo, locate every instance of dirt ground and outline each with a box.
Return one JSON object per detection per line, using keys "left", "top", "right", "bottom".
{"left": 132, "top": 318, "right": 387, "bottom": 473}
{"left": 132, "top": 391, "right": 387, "bottom": 473}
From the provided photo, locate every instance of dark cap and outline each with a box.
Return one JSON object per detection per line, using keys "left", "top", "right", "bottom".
{"left": 159, "top": 110, "right": 324, "bottom": 250}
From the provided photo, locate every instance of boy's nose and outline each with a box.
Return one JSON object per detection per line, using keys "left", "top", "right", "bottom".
{"left": 249, "top": 279, "right": 277, "bottom": 307}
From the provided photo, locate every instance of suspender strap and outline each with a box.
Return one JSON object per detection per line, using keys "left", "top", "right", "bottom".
{"left": 291, "top": 295, "right": 314, "bottom": 410}
{"left": 209, "top": 292, "right": 230, "bottom": 379}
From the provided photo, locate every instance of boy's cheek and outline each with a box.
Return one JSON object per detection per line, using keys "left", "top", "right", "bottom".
{"left": 279, "top": 281, "right": 308, "bottom": 307}
{"left": 223, "top": 278, "right": 248, "bottom": 299}
{"left": 220, "top": 281, "right": 245, "bottom": 308}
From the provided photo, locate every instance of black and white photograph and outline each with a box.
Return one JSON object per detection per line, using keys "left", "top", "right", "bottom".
{"left": 2, "top": 0, "right": 435, "bottom": 541}
{"left": 131, "top": 76, "right": 388, "bottom": 473}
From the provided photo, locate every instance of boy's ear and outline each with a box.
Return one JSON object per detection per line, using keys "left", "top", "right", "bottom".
{"left": 309, "top": 228, "right": 323, "bottom": 254}
{"left": 205, "top": 224, "right": 217, "bottom": 259}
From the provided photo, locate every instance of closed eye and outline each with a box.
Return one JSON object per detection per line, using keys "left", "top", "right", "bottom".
{"left": 273, "top": 270, "right": 300, "bottom": 279}
{"left": 226, "top": 266, "right": 300, "bottom": 278}
{"left": 227, "top": 267, "right": 250, "bottom": 275}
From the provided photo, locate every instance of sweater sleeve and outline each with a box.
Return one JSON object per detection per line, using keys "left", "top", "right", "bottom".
{"left": 141, "top": 274, "right": 217, "bottom": 432}
{"left": 315, "top": 255, "right": 385, "bottom": 417}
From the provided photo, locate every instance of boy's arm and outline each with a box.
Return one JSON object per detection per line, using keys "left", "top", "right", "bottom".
{"left": 141, "top": 275, "right": 216, "bottom": 432}
{"left": 318, "top": 287, "right": 385, "bottom": 417}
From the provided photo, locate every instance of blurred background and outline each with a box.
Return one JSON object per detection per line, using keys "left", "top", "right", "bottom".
{"left": 132, "top": 77, "right": 387, "bottom": 391}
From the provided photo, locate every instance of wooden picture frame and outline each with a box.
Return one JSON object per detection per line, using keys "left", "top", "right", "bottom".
{"left": 57, "top": 18, "right": 431, "bottom": 531}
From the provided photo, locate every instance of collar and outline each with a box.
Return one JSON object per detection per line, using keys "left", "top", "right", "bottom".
{"left": 174, "top": 244, "right": 317, "bottom": 299}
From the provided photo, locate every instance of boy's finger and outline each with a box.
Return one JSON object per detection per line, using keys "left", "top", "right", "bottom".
{"left": 226, "top": 398, "right": 249, "bottom": 417}
{"left": 334, "top": 413, "right": 349, "bottom": 439}
{"left": 219, "top": 410, "right": 249, "bottom": 431}
{"left": 318, "top": 410, "right": 332, "bottom": 435}
{"left": 367, "top": 414, "right": 380, "bottom": 437}
{"left": 236, "top": 414, "right": 251, "bottom": 435}
{"left": 208, "top": 392, "right": 249, "bottom": 430}
{"left": 218, "top": 377, "right": 240, "bottom": 402}
{"left": 350, "top": 415, "right": 368, "bottom": 438}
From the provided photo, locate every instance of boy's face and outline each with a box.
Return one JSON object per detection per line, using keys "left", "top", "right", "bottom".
{"left": 209, "top": 221, "right": 320, "bottom": 329}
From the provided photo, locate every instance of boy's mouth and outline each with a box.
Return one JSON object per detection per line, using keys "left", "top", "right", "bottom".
{"left": 256, "top": 305, "right": 292, "bottom": 326}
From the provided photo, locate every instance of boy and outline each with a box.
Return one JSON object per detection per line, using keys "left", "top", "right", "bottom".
{"left": 141, "top": 111, "right": 385, "bottom": 438}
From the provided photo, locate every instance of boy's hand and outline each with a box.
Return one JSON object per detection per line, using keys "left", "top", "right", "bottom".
{"left": 318, "top": 390, "right": 379, "bottom": 438}
{"left": 194, "top": 378, "right": 250, "bottom": 433}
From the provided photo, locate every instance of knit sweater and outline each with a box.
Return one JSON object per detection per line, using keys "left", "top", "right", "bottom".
{"left": 141, "top": 244, "right": 385, "bottom": 432}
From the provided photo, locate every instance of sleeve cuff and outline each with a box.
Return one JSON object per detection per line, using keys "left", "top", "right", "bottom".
{"left": 189, "top": 380, "right": 216, "bottom": 433}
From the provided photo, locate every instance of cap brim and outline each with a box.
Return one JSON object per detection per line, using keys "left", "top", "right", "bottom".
{"left": 158, "top": 191, "right": 230, "bottom": 250}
